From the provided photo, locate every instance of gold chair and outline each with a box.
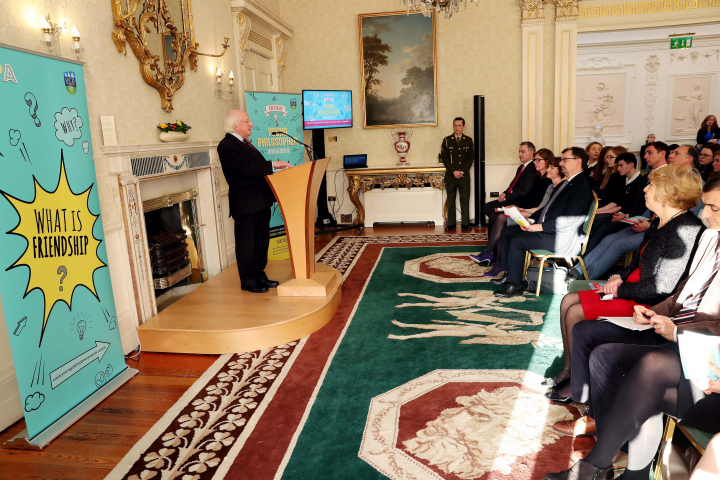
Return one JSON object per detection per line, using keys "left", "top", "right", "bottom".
{"left": 654, "top": 415, "right": 713, "bottom": 479}
{"left": 522, "top": 192, "right": 599, "bottom": 297}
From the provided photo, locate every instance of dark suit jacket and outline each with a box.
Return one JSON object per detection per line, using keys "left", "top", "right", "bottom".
{"left": 529, "top": 172, "right": 594, "bottom": 255}
{"left": 618, "top": 174, "right": 649, "bottom": 218}
{"left": 217, "top": 133, "right": 275, "bottom": 218}
{"left": 614, "top": 212, "right": 704, "bottom": 305}
{"left": 504, "top": 161, "right": 537, "bottom": 207}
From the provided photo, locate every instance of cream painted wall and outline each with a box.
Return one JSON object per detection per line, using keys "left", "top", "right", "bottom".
{"left": 0, "top": 0, "right": 239, "bottom": 224}
{"left": 277, "top": 0, "right": 526, "bottom": 171}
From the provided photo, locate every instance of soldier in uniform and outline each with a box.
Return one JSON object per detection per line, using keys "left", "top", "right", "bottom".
{"left": 440, "top": 117, "right": 475, "bottom": 231}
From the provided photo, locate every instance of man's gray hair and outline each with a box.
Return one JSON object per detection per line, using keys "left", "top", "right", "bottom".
{"left": 225, "top": 111, "right": 241, "bottom": 133}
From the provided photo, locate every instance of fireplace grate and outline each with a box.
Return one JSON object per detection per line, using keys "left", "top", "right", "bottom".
{"left": 149, "top": 230, "right": 191, "bottom": 286}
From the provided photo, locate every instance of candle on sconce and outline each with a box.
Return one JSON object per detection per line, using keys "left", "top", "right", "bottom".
{"left": 40, "top": 15, "right": 52, "bottom": 44}
{"left": 215, "top": 66, "right": 222, "bottom": 84}
{"left": 229, "top": 70, "right": 234, "bottom": 86}
{"left": 71, "top": 24, "right": 80, "bottom": 47}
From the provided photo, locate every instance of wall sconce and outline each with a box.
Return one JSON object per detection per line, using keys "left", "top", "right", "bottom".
{"left": 39, "top": 11, "right": 68, "bottom": 57}
{"left": 71, "top": 25, "right": 83, "bottom": 61}
{"left": 215, "top": 63, "right": 237, "bottom": 100}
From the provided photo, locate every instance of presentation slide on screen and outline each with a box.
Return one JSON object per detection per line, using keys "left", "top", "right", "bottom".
{"left": 303, "top": 90, "right": 352, "bottom": 129}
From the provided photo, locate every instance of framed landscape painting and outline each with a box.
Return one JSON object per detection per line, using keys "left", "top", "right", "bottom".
{"left": 359, "top": 11, "right": 438, "bottom": 129}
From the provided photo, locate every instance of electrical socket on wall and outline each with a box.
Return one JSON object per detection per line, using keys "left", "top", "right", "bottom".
{"left": 328, "top": 136, "right": 338, "bottom": 142}
{"left": 340, "top": 214, "right": 352, "bottom": 223}
{"left": 328, "top": 196, "right": 337, "bottom": 202}
{"left": 490, "top": 192, "right": 500, "bottom": 198}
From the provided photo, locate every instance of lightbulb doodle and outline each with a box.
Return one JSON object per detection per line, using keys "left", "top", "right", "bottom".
{"left": 1, "top": 151, "right": 106, "bottom": 346}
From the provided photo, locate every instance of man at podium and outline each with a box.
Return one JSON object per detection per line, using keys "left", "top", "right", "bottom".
{"left": 218, "top": 110, "right": 291, "bottom": 293}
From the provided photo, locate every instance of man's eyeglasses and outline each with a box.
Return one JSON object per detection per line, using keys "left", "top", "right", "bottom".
{"left": 236, "top": 120, "right": 251, "bottom": 124}
{"left": 560, "top": 156, "right": 578, "bottom": 162}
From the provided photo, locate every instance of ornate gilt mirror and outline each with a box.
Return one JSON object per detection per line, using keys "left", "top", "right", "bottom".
{"left": 111, "top": 0, "right": 229, "bottom": 112}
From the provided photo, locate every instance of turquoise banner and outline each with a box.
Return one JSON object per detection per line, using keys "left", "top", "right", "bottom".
{"left": 0, "top": 45, "right": 126, "bottom": 439}
{"left": 245, "top": 91, "right": 304, "bottom": 260}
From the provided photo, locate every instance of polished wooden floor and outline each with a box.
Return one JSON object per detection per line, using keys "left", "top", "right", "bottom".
{"left": 0, "top": 224, "right": 483, "bottom": 479}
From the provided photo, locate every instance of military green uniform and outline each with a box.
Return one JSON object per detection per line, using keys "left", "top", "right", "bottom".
{"left": 440, "top": 133, "right": 474, "bottom": 226}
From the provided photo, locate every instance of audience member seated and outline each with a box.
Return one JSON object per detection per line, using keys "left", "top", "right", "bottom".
{"left": 544, "top": 176, "right": 720, "bottom": 480}
{"left": 590, "top": 146, "right": 611, "bottom": 188}
{"left": 639, "top": 133, "right": 655, "bottom": 169}
{"left": 491, "top": 147, "right": 593, "bottom": 298}
{"left": 546, "top": 166, "right": 705, "bottom": 403}
{"left": 712, "top": 148, "right": 720, "bottom": 180}
{"left": 473, "top": 150, "right": 558, "bottom": 277}
{"left": 698, "top": 144, "right": 719, "bottom": 181}
{"left": 595, "top": 146, "right": 626, "bottom": 197}
{"left": 644, "top": 140, "right": 670, "bottom": 172}
{"left": 476, "top": 142, "right": 538, "bottom": 265}
{"left": 583, "top": 153, "right": 649, "bottom": 255}
{"left": 584, "top": 142, "right": 603, "bottom": 187}
{"left": 696, "top": 114, "right": 720, "bottom": 150}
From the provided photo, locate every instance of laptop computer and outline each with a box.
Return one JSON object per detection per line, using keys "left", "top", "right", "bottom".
{"left": 343, "top": 154, "right": 368, "bottom": 169}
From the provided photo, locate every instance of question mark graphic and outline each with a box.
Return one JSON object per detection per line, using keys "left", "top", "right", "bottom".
{"left": 24, "top": 93, "right": 41, "bottom": 127}
{"left": 57, "top": 266, "right": 67, "bottom": 291}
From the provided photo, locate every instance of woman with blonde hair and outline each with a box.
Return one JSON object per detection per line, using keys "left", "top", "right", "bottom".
{"left": 547, "top": 166, "right": 705, "bottom": 402}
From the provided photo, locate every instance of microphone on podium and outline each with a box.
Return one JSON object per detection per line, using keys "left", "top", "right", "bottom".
{"left": 272, "top": 131, "right": 317, "bottom": 161}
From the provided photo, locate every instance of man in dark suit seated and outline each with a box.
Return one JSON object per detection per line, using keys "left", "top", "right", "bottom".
{"left": 217, "top": 110, "right": 291, "bottom": 293}
{"left": 492, "top": 147, "right": 594, "bottom": 298}
{"left": 472, "top": 142, "right": 537, "bottom": 265}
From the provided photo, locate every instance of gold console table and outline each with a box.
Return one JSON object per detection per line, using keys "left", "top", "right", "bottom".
{"left": 346, "top": 165, "right": 446, "bottom": 227}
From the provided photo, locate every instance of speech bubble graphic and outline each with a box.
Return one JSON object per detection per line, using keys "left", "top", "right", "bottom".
{"left": 54, "top": 107, "right": 83, "bottom": 146}
{"left": 9, "top": 129, "right": 21, "bottom": 146}
{"left": 1, "top": 151, "right": 106, "bottom": 346}
{"left": 25, "top": 392, "right": 45, "bottom": 412}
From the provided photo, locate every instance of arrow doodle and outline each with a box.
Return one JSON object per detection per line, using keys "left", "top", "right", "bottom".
{"left": 49, "top": 341, "right": 111, "bottom": 389}
{"left": 13, "top": 317, "right": 27, "bottom": 336}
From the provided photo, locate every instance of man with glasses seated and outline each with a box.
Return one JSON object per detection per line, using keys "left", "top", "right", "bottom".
{"left": 492, "top": 147, "right": 594, "bottom": 297}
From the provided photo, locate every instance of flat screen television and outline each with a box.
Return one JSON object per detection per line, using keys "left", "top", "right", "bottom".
{"left": 302, "top": 90, "right": 353, "bottom": 130}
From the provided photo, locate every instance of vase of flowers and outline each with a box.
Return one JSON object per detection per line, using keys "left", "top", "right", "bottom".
{"left": 158, "top": 121, "right": 191, "bottom": 142}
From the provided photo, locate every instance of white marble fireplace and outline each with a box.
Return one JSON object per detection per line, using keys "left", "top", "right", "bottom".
{"left": 103, "top": 142, "right": 231, "bottom": 329}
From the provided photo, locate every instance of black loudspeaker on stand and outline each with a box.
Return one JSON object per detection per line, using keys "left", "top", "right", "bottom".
{"left": 474, "top": 95, "right": 487, "bottom": 227}
{"left": 312, "top": 129, "right": 337, "bottom": 229}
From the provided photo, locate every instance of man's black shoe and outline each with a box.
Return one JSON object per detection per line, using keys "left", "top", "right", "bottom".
{"left": 545, "top": 388, "right": 573, "bottom": 404}
{"left": 490, "top": 275, "right": 508, "bottom": 286}
{"left": 264, "top": 279, "right": 280, "bottom": 288}
{"left": 462, "top": 224, "right": 472, "bottom": 231}
{"left": 494, "top": 284, "right": 524, "bottom": 298}
{"left": 242, "top": 284, "right": 269, "bottom": 293}
{"left": 445, "top": 225, "right": 456, "bottom": 231}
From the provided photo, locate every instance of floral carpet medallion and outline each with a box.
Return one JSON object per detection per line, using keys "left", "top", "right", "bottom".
{"left": 389, "top": 290, "right": 563, "bottom": 349}
{"left": 359, "top": 370, "right": 582, "bottom": 480}
{"left": 404, "top": 253, "right": 498, "bottom": 283}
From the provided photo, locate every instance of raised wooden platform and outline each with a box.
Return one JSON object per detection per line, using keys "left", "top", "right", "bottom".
{"left": 136, "top": 261, "right": 342, "bottom": 354}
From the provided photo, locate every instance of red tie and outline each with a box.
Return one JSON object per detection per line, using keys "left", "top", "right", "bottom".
{"left": 243, "top": 138, "right": 256, "bottom": 150}
{"left": 507, "top": 165, "right": 524, "bottom": 194}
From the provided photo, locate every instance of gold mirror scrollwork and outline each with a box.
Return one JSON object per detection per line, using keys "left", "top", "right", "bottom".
{"left": 111, "top": 0, "right": 230, "bottom": 112}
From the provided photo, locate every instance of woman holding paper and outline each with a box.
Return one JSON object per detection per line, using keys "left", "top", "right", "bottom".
{"left": 470, "top": 149, "right": 555, "bottom": 276}
{"left": 544, "top": 177, "right": 720, "bottom": 480}
{"left": 547, "top": 166, "right": 705, "bottom": 402}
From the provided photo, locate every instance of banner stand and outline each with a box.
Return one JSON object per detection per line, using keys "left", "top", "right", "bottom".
{"left": 3, "top": 366, "right": 138, "bottom": 450}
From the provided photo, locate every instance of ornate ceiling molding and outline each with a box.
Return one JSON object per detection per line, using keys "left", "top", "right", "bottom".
{"left": 554, "top": 0, "right": 582, "bottom": 22}
{"left": 580, "top": 0, "right": 720, "bottom": 19}
{"left": 577, "top": 56, "right": 623, "bottom": 69}
{"left": 519, "top": 0, "right": 549, "bottom": 24}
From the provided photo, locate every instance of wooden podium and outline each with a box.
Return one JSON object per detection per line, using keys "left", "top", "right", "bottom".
{"left": 266, "top": 157, "right": 338, "bottom": 297}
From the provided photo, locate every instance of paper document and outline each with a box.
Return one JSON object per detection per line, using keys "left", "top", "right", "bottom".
{"left": 599, "top": 317, "right": 654, "bottom": 331}
{"left": 503, "top": 206, "right": 535, "bottom": 228}
{"left": 620, "top": 216, "right": 649, "bottom": 225}
{"left": 678, "top": 331, "right": 720, "bottom": 380}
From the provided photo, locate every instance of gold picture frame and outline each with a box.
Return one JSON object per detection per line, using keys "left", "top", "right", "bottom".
{"left": 358, "top": 11, "right": 438, "bottom": 129}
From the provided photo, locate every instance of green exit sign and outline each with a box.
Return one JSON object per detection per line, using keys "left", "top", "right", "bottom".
{"left": 670, "top": 37, "right": 693, "bottom": 49}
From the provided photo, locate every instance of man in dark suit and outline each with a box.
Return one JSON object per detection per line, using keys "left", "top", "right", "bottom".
{"left": 473, "top": 142, "right": 538, "bottom": 265}
{"left": 217, "top": 110, "right": 291, "bottom": 293}
{"left": 492, "top": 147, "right": 593, "bottom": 298}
